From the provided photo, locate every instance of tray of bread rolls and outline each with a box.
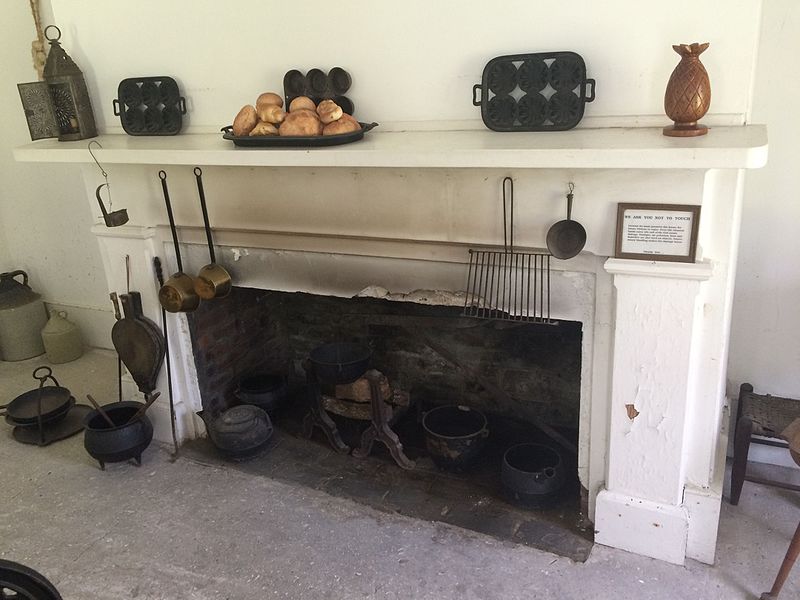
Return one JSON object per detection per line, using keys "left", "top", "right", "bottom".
{"left": 223, "top": 87, "right": 377, "bottom": 147}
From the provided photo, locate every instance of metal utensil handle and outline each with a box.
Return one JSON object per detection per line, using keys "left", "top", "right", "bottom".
{"left": 32, "top": 365, "right": 59, "bottom": 388}
{"left": 96, "top": 184, "right": 111, "bottom": 219}
{"left": 194, "top": 167, "right": 216, "bottom": 263}
{"left": 109, "top": 292, "right": 121, "bottom": 320}
{"left": 159, "top": 170, "right": 183, "bottom": 272}
{"left": 153, "top": 256, "right": 179, "bottom": 458}
{"left": 566, "top": 182, "right": 575, "bottom": 221}
{"left": 86, "top": 394, "right": 115, "bottom": 428}
{"left": 127, "top": 391, "right": 161, "bottom": 424}
{"left": 502, "top": 177, "right": 514, "bottom": 252}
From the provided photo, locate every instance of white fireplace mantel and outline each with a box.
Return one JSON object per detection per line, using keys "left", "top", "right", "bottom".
{"left": 13, "top": 125, "right": 767, "bottom": 170}
{"left": 15, "top": 124, "right": 767, "bottom": 567}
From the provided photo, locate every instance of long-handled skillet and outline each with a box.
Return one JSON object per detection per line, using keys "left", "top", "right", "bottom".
{"left": 192, "top": 167, "right": 231, "bottom": 299}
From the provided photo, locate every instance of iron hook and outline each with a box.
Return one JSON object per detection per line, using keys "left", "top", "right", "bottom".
{"left": 87, "top": 141, "right": 107, "bottom": 178}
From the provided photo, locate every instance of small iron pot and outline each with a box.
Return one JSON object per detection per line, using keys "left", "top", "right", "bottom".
{"left": 309, "top": 342, "right": 371, "bottom": 384}
{"left": 501, "top": 443, "right": 566, "bottom": 508}
{"left": 422, "top": 405, "right": 489, "bottom": 470}
{"left": 198, "top": 405, "right": 273, "bottom": 460}
{"left": 235, "top": 374, "right": 288, "bottom": 416}
{"left": 83, "top": 401, "right": 153, "bottom": 470}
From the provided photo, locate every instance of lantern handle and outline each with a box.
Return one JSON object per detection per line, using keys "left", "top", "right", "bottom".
{"left": 44, "top": 25, "right": 62, "bottom": 42}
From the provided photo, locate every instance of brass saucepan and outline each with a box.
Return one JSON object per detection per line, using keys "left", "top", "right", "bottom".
{"left": 157, "top": 170, "right": 200, "bottom": 313}
{"left": 192, "top": 167, "right": 231, "bottom": 299}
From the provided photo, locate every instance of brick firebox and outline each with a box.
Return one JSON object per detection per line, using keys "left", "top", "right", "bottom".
{"left": 187, "top": 286, "right": 582, "bottom": 428}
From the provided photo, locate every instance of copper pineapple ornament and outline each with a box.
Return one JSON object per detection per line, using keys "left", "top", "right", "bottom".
{"left": 663, "top": 42, "right": 711, "bottom": 137}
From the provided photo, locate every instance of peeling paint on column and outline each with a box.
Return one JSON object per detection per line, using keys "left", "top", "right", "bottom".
{"left": 625, "top": 404, "right": 640, "bottom": 420}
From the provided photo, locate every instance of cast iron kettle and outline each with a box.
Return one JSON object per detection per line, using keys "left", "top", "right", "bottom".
{"left": 197, "top": 405, "right": 273, "bottom": 460}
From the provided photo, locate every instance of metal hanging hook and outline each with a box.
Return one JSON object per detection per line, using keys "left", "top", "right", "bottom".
{"left": 88, "top": 141, "right": 112, "bottom": 209}
{"left": 567, "top": 182, "right": 575, "bottom": 194}
{"left": 87, "top": 141, "right": 107, "bottom": 178}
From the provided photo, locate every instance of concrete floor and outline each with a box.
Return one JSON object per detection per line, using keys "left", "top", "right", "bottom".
{"left": 1, "top": 350, "right": 799, "bottom": 599}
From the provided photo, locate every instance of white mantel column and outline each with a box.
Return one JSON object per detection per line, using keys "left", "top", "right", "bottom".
{"left": 594, "top": 258, "right": 713, "bottom": 565}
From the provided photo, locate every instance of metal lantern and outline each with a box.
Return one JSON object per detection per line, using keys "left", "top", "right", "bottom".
{"left": 18, "top": 25, "right": 97, "bottom": 142}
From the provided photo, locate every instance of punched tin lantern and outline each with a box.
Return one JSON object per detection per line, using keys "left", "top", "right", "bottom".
{"left": 18, "top": 25, "right": 97, "bottom": 141}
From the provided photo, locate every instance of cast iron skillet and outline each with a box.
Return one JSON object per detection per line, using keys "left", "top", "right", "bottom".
{"left": 546, "top": 185, "right": 586, "bottom": 259}
{"left": 1, "top": 367, "right": 73, "bottom": 427}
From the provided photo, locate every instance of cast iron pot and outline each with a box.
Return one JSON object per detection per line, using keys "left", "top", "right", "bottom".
{"left": 235, "top": 374, "right": 288, "bottom": 416}
{"left": 84, "top": 401, "right": 153, "bottom": 470}
{"left": 501, "top": 442, "right": 566, "bottom": 508}
{"left": 309, "top": 342, "right": 371, "bottom": 384}
{"left": 422, "top": 405, "right": 489, "bottom": 470}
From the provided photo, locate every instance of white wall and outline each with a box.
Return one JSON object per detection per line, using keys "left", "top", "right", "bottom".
{"left": 49, "top": 0, "right": 761, "bottom": 131}
{"left": 0, "top": 0, "right": 113, "bottom": 349}
{"left": 729, "top": 0, "right": 800, "bottom": 401}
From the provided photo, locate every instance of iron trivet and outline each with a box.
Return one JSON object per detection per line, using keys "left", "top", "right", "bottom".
{"left": 12, "top": 405, "right": 91, "bottom": 446}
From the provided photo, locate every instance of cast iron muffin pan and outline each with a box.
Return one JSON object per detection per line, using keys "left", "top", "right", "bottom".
{"left": 283, "top": 67, "right": 354, "bottom": 115}
{"left": 473, "top": 52, "right": 595, "bottom": 131}
{"left": 113, "top": 77, "right": 187, "bottom": 135}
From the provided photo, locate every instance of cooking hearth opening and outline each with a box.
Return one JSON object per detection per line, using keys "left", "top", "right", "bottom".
{"left": 187, "top": 286, "right": 589, "bottom": 560}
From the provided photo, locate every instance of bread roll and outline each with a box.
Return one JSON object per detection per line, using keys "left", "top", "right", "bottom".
{"left": 316, "top": 99, "right": 343, "bottom": 124}
{"left": 323, "top": 115, "right": 361, "bottom": 136}
{"left": 257, "top": 103, "right": 286, "bottom": 124}
{"left": 232, "top": 105, "right": 258, "bottom": 136}
{"left": 289, "top": 96, "right": 316, "bottom": 112}
{"left": 279, "top": 110, "right": 323, "bottom": 136}
{"left": 256, "top": 92, "right": 283, "bottom": 109}
{"left": 292, "top": 108, "right": 320, "bottom": 121}
{"left": 249, "top": 121, "right": 279, "bottom": 136}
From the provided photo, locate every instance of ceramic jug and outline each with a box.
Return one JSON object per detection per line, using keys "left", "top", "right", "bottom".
{"left": 41, "top": 310, "right": 83, "bottom": 363}
{"left": 0, "top": 270, "right": 47, "bottom": 361}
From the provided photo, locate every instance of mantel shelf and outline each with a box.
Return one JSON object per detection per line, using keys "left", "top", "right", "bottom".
{"left": 13, "top": 125, "right": 767, "bottom": 170}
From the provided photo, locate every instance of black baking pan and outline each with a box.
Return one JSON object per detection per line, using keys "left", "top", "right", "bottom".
{"left": 472, "top": 52, "right": 595, "bottom": 132}
{"left": 221, "top": 122, "right": 378, "bottom": 147}
{"left": 113, "top": 76, "right": 187, "bottom": 136}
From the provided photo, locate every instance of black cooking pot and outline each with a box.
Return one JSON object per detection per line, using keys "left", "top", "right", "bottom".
{"left": 309, "top": 342, "right": 371, "bottom": 384}
{"left": 84, "top": 401, "right": 153, "bottom": 470}
{"left": 235, "top": 374, "right": 288, "bottom": 416}
{"left": 422, "top": 405, "right": 489, "bottom": 470}
{"left": 501, "top": 442, "right": 566, "bottom": 508}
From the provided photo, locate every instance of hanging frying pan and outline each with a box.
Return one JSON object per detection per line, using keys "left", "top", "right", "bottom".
{"left": 192, "top": 167, "right": 231, "bottom": 299}
{"left": 546, "top": 183, "right": 587, "bottom": 260}
{"left": 157, "top": 170, "right": 200, "bottom": 313}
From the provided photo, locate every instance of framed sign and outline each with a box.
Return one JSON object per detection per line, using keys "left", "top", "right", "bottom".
{"left": 615, "top": 203, "right": 700, "bottom": 262}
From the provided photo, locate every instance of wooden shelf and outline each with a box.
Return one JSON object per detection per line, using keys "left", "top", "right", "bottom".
{"left": 13, "top": 125, "right": 767, "bottom": 170}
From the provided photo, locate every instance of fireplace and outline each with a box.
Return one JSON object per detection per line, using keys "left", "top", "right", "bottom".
{"left": 15, "top": 124, "right": 768, "bottom": 565}
{"left": 185, "top": 285, "right": 589, "bottom": 559}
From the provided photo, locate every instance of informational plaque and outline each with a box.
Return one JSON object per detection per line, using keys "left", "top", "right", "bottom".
{"left": 615, "top": 203, "right": 701, "bottom": 262}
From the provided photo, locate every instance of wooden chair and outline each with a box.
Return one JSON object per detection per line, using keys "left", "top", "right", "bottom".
{"left": 730, "top": 383, "right": 800, "bottom": 505}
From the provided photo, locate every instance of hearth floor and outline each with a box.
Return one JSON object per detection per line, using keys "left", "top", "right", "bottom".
{"left": 2, "top": 350, "right": 800, "bottom": 599}
{"left": 182, "top": 419, "right": 593, "bottom": 562}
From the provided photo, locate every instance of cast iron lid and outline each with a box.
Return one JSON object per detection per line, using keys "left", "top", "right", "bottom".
{"left": 215, "top": 405, "right": 268, "bottom": 434}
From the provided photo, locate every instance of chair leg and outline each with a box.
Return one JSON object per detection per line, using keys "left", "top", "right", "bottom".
{"left": 730, "top": 416, "right": 753, "bottom": 505}
{"left": 761, "top": 520, "right": 800, "bottom": 599}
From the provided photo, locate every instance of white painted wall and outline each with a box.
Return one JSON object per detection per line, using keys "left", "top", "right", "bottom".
{"left": 729, "top": 0, "right": 800, "bottom": 401}
{"left": 0, "top": 1, "right": 113, "bottom": 349}
{"left": 49, "top": 0, "right": 761, "bottom": 131}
